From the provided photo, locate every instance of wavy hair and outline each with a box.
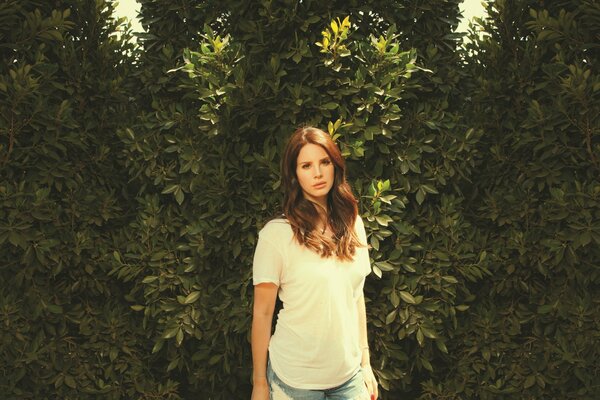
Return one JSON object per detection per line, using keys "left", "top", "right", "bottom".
{"left": 281, "top": 126, "right": 362, "bottom": 261}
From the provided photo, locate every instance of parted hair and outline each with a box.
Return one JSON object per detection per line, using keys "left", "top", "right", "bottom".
{"left": 281, "top": 126, "right": 363, "bottom": 261}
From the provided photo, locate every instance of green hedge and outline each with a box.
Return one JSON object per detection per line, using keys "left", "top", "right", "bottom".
{"left": 443, "top": 1, "right": 600, "bottom": 398}
{"left": 1, "top": 0, "right": 598, "bottom": 399}
{"left": 0, "top": 1, "right": 174, "bottom": 398}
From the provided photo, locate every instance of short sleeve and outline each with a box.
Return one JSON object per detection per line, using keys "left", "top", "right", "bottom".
{"left": 355, "top": 215, "right": 372, "bottom": 277}
{"left": 252, "top": 233, "right": 284, "bottom": 286}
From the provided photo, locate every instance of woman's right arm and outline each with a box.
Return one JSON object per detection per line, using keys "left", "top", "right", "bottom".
{"left": 251, "top": 282, "right": 278, "bottom": 400}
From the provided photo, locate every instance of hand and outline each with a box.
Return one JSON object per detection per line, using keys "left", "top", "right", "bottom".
{"left": 362, "top": 364, "right": 379, "bottom": 399}
{"left": 251, "top": 377, "right": 269, "bottom": 400}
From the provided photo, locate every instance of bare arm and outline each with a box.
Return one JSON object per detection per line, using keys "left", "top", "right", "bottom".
{"left": 357, "top": 293, "right": 378, "bottom": 398}
{"left": 357, "top": 293, "right": 370, "bottom": 367}
{"left": 251, "top": 282, "right": 278, "bottom": 391}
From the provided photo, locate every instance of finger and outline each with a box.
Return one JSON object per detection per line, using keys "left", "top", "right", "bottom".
{"left": 365, "top": 376, "right": 376, "bottom": 398}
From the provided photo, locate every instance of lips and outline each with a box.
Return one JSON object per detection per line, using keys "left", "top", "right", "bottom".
{"left": 313, "top": 181, "right": 327, "bottom": 189}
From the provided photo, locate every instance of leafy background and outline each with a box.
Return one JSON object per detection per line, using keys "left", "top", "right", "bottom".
{"left": 1, "top": 0, "right": 598, "bottom": 399}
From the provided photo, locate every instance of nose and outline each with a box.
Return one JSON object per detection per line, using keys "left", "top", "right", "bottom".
{"left": 314, "top": 165, "right": 323, "bottom": 178}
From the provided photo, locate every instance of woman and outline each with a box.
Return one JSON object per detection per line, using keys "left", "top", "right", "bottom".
{"left": 251, "top": 126, "right": 378, "bottom": 400}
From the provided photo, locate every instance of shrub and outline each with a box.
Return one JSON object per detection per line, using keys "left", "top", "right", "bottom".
{"left": 0, "top": 1, "right": 172, "bottom": 398}
{"left": 116, "top": 1, "right": 482, "bottom": 398}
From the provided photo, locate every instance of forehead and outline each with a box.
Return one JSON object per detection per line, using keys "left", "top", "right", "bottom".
{"left": 297, "top": 143, "right": 329, "bottom": 163}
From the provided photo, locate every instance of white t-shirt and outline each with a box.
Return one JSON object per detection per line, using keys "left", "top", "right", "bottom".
{"left": 252, "top": 215, "right": 371, "bottom": 389}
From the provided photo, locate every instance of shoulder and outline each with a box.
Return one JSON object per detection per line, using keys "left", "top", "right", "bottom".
{"left": 259, "top": 217, "right": 293, "bottom": 241}
{"left": 354, "top": 214, "right": 363, "bottom": 226}
{"left": 353, "top": 214, "right": 368, "bottom": 242}
{"left": 354, "top": 214, "right": 365, "bottom": 230}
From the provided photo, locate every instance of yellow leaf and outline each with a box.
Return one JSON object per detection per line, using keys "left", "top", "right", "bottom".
{"left": 342, "top": 16, "right": 351, "bottom": 29}
{"left": 330, "top": 20, "right": 338, "bottom": 35}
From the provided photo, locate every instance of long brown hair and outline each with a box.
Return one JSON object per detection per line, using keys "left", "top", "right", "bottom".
{"left": 281, "top": 126, "right": 362, "bottom": 261}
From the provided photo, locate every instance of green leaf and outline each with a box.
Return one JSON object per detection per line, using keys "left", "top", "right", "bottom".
{"left": 403, "top": 264, "right": 416, "bottom": 273}
{"left": 376, "top": 261, "right": 394, "bottom": 271}
{"left": 152, "top": 340, "right": 164, "bottom": 354}
{"left": 416, "top": 189, "right": 425, "bottom": 205}
{"left": 416, "top": 328, "right": 425, "bottom": 346}
{"left": 385, "top": 309, "right": 397, "bottom": 325}
{"left": 176, "top": 328, "right": 184, "bottom": 345}
{"left": 64, "top": 375, "right": 76, "bottom": 389}
{"left": 436, "top": 340, "right": 448, "bottom": 353}
{"left": 163, "top": 326, "right": 179, "bottom": 339}
{"left": 421, "top": 184, "right": 438, "bottom": 194}
{"left": 162, "top": 184, "right": 179, "bottom": 194}
{"left": 375, "top": 215, "right": 393, "bottom": 226}
{"left": 420, "top": 356, "right": 433, "bottom": 371}
{"left": 390, "top": 290, "right": 400, "bottom": 307}
{"left": 184, "top": 291, "right": 201, "bottom": 304}
{"left": 420, "top": 326, "right": 437, "bottom": 339}
{"left": 536, "top": 375, "right": 546, "bottom": 388}
{"left": 233, "top": 242, "right": 241, "bottom": 258}
{"left": 109, "top": 348, "right": 118, "bottom": 361}
{"left": 482, "top": 348, "right": 490, "bottom": 361}
{"left": 142, "top": 276, "right": 158, "bottom": 284}
{"left": 47, "top": 304, "right": 63, "bottom": 314}
{"left": 175, "top": 188, "right": 184, "bottom": 205}
{"left": 167, "top": 357, "right": 179, "bottom": 372}
{"left": 209, "top": 354, "right": 222, "bottom": 365}
{"left": 442, "top": 275, "right": 458, "bottom": 284}
{"left": 372, "top": 265, "right": 382, "bottom": 279}
{"left": 370, "top": 235, "right": 379, "bottom": 251}
{"left": 400, "top": 291, "right": 416, "bottom": 304}
{"left": 524, "top": 375, "right": 536, "bottom": 389}
{"left": 537, "top": 304, "right": 553, "bottom": 314}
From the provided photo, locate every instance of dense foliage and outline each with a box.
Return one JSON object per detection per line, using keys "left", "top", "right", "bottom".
{"left": 447, "top": 1, "right": 600, "bottom": 398}
{"left": 0, "top": 0, "right": 163, "bottom": 398}
{"left": 1, "top": 0, "right": 597, "bottom": 399}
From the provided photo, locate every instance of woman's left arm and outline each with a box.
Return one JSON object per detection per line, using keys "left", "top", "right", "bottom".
{"left": 357, "top": 293, "right": 378, "bottom": 399}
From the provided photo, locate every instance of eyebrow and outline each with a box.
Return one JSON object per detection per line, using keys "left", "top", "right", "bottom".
{"left": 298, "top": 157, "right": 331, "bottom": 165}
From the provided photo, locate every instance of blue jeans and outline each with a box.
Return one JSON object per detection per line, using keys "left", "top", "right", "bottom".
{"left": 267, "top": 361, "right": 370, "bottom": 400}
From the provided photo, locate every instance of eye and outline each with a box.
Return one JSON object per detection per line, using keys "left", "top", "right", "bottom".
{"left": 301, "top": 163, "right": 311, "bottom": 169}
{"left": 321, "top": 159, "right": 331, "bottom": 166}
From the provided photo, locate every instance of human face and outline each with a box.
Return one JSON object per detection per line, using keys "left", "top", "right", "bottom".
{"left": 295, "top": 143, "right": 335, "bottom": 209}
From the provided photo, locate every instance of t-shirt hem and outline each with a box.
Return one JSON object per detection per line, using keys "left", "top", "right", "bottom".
{"left": 270, "top": 356, "right": 360, "bottom": 390}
